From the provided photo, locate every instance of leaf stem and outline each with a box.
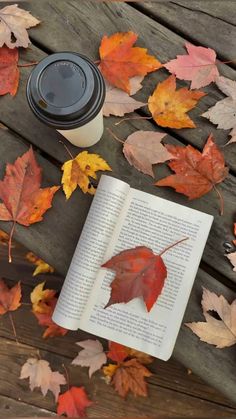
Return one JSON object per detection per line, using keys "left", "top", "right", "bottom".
{"left": 106, "top": 128, "right": 124, "bottom": 144}
{"left": 213, "top": 185, "right": 224, "bottom": 216}
{"left": 59, "top": 140, "right": 74, "bottom": 159}
{"left": 8, "top": 313, "right": 18, "bottom": 345}
{"left": 62, "top": 364, "right": 70, "bottom": 390}
{"left": 159, "top": 237, "right": 189, "bottom": 257}
{"left": 115, "top": 116, "right": 152, "bottom": 126}
{"left": 8, "top": 221, "right": 16, "bottom": 263}
{"left": 18, "top": 61, "right": 39, "bottom": 68}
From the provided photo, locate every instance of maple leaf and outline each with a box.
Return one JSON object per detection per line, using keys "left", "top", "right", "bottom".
{"left": 30, "top": 282, "right": 56, "bottom": 314}
{"left": 108, "top": 358, "right": 152, "bottom": 398}
{"left": 99, "top": 31, "right": 161, "bottom": 93}
{"left": 26, "top": 251, "right": 54, "bottom": 276}
{"left": 107, "top": 341, "right": 129, "bottom": 363}
{"left": 0, "top": 147, "right": 60, "bottom": 262}
{"left": 62, "top": 151, "right": 111, "bottom": 199}
{"left": 57, "top": 386, "right": 93, "bottom": 418}
{"left": 148, "top": 75, "right": 206, "bottom": 129}
{"left": 33, "top": 298, "right": 68, "bottom": 338}
{"left": 156, "top": 134, "right": 228, "bottom": 214}
{"left": 0, "top": 4, "right": 40, "bottom": 48}
{"left": 202, "top": 76, "right": 236, "bottom": 145}
{"left": 123, "top": 131, "right": 172, "bottom": 177}
{"left": 0, "top": 279, "right": 21, "bottom": 315}
{"left": 72, "top": 340, "right": 107, "bottom": 378}
{"left": 186, "top": 288, "right": 236, "bottom": 348}
{"left": 20, "top": 358, "right": 66, "bottom": 401}
{"left": 164, "top": 43, "right": 219, "bottom": 89}
{"left": 103, "top": 80, "right": 145, "bottom": 117}
{"left": 0, "top": 46, "right": 19, "bottom": 96}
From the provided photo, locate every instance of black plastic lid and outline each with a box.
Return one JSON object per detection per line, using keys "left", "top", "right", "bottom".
{"left": 26, "top": 52, "right": 105, "bottom": 129}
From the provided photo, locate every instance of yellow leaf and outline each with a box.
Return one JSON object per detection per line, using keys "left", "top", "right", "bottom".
{"left": 26, "top": 252, "right": 54, "bottom": 277}
{"left": 61, "top": 151, "right": 112, "bottom": 199}
{"left": 30, "top": 282, "right": 56, "bottom": 313}
{"left": 103, "top": 364, "right": 119, "bottom": 383}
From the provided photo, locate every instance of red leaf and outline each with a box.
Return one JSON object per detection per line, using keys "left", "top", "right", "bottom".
{"left": 103, "top": 246, "right": 167, "bottom": 312}
{"left": 57, "top": 386, "right": 93, "bottom": 417}
{"left": 0, "top": 46, "right": 19, "bottom": 96}
{"left": 33, "top": 298, "right": 68, "bottom": 339}
{"left": 0, "top": 279, "right": 21, "bottom": 314}
{"left": 107, "top": 341, "right": 129, "bottom": 363}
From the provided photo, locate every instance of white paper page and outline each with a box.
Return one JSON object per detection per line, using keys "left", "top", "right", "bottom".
{"left": 80, "top": 188, "right": 213, "bottom": 360}
{"left": 52, "top": 176, "right": 130, "bottom": 330}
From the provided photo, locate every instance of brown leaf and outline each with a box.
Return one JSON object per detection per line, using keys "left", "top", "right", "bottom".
{"left": 0, "top": 279, "right": 21, "bottom": 314}
{"left": 111, "top": 358, "right": 152, "bottom": 397}
{"left": 0, "top": 46, "right": 19, "bottom": 96}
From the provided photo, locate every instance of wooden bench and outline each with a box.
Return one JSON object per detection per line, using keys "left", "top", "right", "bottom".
{"left": 0, "top": 0, "right": 236, "bottom": 411}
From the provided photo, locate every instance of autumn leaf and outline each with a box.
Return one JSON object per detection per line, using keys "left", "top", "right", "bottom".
{"left": 202, "top": 76, "right": 236, "bottom": 145}
{"left": 0, "top": 229, "right": 10, "bottom": 246}
{"left": 186, "top": 288, "right": 236, "bottom": 348}
{"left": 26, "top": 251, "right": 54, "bottom": 276}
{"left": 148, "top": 75, "right": 206, "bottom": 129}
{"left": 106, "top": 358, "right": 152, "bottom": 398}
{"left": 123, "top": 131, "right": 172, "bottom": 177}
{"left": 164, "top": 43, "right": 219, "bottom": 89}
{"left": 72, "top": 340, "right": 107, "bottom": 377}
{"left": 0, "top": 4, "right": 40, "bottom": 48}
{"left": 62, "top": 151, "right": 111, "bottom": 199}
{"left": 103, "top": 80, "right": 145, "bottom": 117}
{"left": 99, "top": 31, "right": 161, "bottom": 93}
{"left": 0, "top": 279, "right": 21, "bottom": 315}
{"left": 20, "top": 358, "right": 66, "bottom": 401}
{"left": 156, "top": 134, "right": 228, "bottom": 214}
{"left": 33, "top": 298, "right": 68, "bottom": 339}
{"left": 57, "top": 386, "right": 93, "bottom": 417}
{"left": 128, "top": 348, "right": 153, "bottom": 365}
{"left": 0, "top": 46, "right": 19, "bottom": 96}
{"left": 0, "top": 147, "right": 60, "bottom": 262}
{"left": 30, "top": 282, "right": 56, "bottom": 314}
{"left": 107, "top": 341, "right": 129, "bottom": 363}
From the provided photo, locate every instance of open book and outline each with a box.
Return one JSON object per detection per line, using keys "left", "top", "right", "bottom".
{"left": 52, "top": 175, "right": 213, "bottom": 360}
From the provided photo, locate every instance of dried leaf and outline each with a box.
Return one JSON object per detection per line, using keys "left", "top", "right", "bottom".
{"left": 156, "top": 134, "right": 228, "bottom": 212}
{"left": 62, "top": 151, "right": 111, "bottom": 199}
{"left": 72, "top": 340, "right": 107, "bottom": 377}
{"left": 107, "top": 341, "right": 129, "bottom": 363}
{"left": 0, "top": 46, "right": 19, "bottom": 96}
{"left": 57, "top": 386, "right": 93, "bottom": 417}
{"left": 33, "top": 298, "right": 68, "bottom": 339}
{"left": 103, "top": 81, "right": 145, "bottom": 117}
{"left": 30, "top": 282, "right": 56, "bottom": 314}
{"left": 20, "top": 358, "right": 66, "bottom": 401}
{"left": 148, "top": 75, "right": 206, "bottom": 128}
{"left": 123, "top": 130, "right": 172, "bottom": 177}
{"left": 0, "top": 279, "right": 21, "bottom": 314}
{"left": 99, "top": 31, "right": 161, "bottom": 93}
{"left": 164, "top": 43, "right": 219, "bottom": 89}
{"left": 26, "top": 251, "right": 54, "bottom": 276}
{"left": 128, "top": 348, "right": 153, "bottom": 365}
{"left": 186, "top": 288, "right": 236, "bottom": 348}
{"left": 202, "top": 76, "right": 236, "bottom": 145}
{"left": 0, "top": 4, "right": 40, "bottom": 48}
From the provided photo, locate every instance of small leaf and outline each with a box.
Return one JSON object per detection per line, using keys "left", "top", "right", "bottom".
{"left": 72, "top": 339, "right": 107, "bottom": 377}
{"left": 0, "top": 279, "right": 21, "bottom": 315}
{"left": 57, "top": 386, "right": 93, "bottom": 417}
{"left": 103, "top": 80, "right": 145, "bottom": 117}
{"left": 0, "top": 46, "right": 19, "bottom": 96}
{"left": 26, "top": 251, "right": 54, "bottom": 276}
{"left": 30, "top": 282, "right": 56, "bottom": 313}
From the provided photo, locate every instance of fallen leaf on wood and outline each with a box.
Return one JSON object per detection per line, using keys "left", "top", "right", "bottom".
{"left": 20, "top": 358, "right": 66, "bottom": 401}
{"left": 227, "top": 252, "right": 236, "bottom": 271}
{"left": 99, "top": 31, "right": 161, "bottom": 93}
{"left": 156, "top": 134, "right": 228, "bottom": 214}
{"left": 186, "top": 287, "right": 236, "bottom": 348}
{"left": 105, "top": 358, "right": 152, "bottom": 398}
{"left": 0, "top": 4, "right": 40, "bottom": 48}
{"left": 164, "top": 43, "right": 219, "bottom": 89}
{"left": 72, "top": 339, "right": 107, "bottom": 378}
{"left": 62, "top": 151, "right": 111, "bottom": 199}
{"left": 202, "top": 76, "right": 236, "bottom": 145}
{"left": 148, "top": 75, "right": 206, "bottom": 129}
{"left": 0, "top": 147, "right": 60, "bottom": 262}
{"left": 0, "top": 229, "right": 10, "bottom": 246}
{"left": 57, "top": 386, "right": 93, "bottom": 417}
{"left": 123, "top": 130, "right": 172, "bottom": 177}
{"left": 129, "top": 75, "right": 144, "bottom": 95}
{"left": 33, "top": 298, "right": 68, "bottom": 338}
{"left": 0, "top": 46, "right": 19, "bottom": 96}
{"left": 103, "top": 80, "right": 145, "bottom": 117}
{"left": 26, "top": 251, "right": 54, "bottom": 276}
{"left": 107, "top": 341, "right": 129, "bottom": 363}
{"left": 30, "top": 282, "right": 56, "bottom": 314}
{"left": 0, "top": 279, "right": 21, "bottom": 314}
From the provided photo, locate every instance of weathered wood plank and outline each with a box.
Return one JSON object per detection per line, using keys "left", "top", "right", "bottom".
{"left": 0, "top": 336, "right": 235, "bottom": 417}
{"left": 0, "top": 394, "right": 55, "bottom": 417}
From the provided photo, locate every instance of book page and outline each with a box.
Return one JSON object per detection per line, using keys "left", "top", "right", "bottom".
{"left": 52, "top": 176, "right": 130, "bottom": 330}
{"left": 80, "top": 188, "right": 213, "bottom": 360}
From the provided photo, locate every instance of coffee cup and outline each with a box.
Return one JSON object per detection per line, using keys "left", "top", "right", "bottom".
{"left": 26, "top": 52, "right": 105, "bottom": 147}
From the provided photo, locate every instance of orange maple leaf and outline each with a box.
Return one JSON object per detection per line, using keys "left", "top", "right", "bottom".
{"left": 99, "top": 31, "right": 161, "bottom": 93}
{"left": 57, "top": 386, "right": 93, "bottom": 417}
{"left": 0, "top": 46, "right": 19, "bottom": 96}
{"left": 0, "top": 279, "right": 21, "bottom": 314}
{"left": 156, "top": 134, "right": 228, "bottom": 215}
{"left": 148, "top": 75, "right": 206, "bottom": 128}
{"left": 0, "top": 147, "right": 60, "bottom": 262}
{"left": 33, "top": 298, "right": 68, "bottom": 338}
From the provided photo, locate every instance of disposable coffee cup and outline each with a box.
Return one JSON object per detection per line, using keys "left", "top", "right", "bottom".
{"left": 26, "top": 52, "right": 105, "bottom": 147}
